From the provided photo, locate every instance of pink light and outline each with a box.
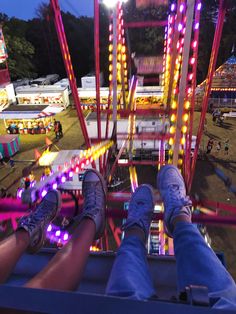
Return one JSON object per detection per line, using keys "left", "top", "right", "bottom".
{"left": 41, "top": 190, "right": 47, "bottom": 197}
{"left": 197, "top": 2, "right": 202, "bottom": 10}
{"left": 63, "top": 233, "right": 69, "bottom": 241}
{"left": 55, "top": 230, "right": 61, "bottom": 237}
{"left": 192, "top": 40, "right": 197, "bottom": 48}
{"left": 180, "top": 4, "right": 184, "bottom": 13}
{"left": 178, "top": 23, "right": 183, "bottom": 32}
{"left": 75, "top": 166, "right": 79, "bottom": 173}
{"left": 81, "top": 163, "right": 85, "bottom": 169}
{"left": 17, "top": 189, "right": 23, "bottom": 199}
{"left": 189, "top": 73, "right": 193, "bottom": 80}
{"left": 190, "top": 57, "right": 195, "bottom": 65}
{"left": 47, "top": 224, "right": 52, "bottom": 232}
{"left": 195, "top": 22, "right": 199, "bottom": 30}
{"left": 52, "top": 183, "right": 58, "bottom": 190}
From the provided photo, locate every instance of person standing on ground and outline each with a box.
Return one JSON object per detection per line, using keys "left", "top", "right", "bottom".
{"left": 216, "top": 141, "right": 221, "bottom": 154}
{"left": 0, "top": 151, "right": 5, "bottom": 166}
{"left": 224, "top": 139, "right": 229, "bottom": 155}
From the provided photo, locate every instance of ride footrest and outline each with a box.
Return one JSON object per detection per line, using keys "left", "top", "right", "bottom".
{"left": 179, "top": 285, "right": 210, "bottom": 307}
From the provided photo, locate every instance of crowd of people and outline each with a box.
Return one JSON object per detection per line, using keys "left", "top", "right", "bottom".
{"left": 6, "top": 119, "right": 53, "bottom": 135}
{"left": 206, "top": 138, "right": 229, "bottom": 155}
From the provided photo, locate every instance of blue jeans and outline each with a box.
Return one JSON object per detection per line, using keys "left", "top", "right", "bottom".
{"left": 106, "top": 222, "right": 236, "bottom": 310}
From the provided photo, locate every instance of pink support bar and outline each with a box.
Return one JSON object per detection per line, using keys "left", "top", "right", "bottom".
{"left": 50, "top": 0, "right": 91, "bottom": 149}
{"left": 189, "top": 0, "right": 227, "bottom": 189}
{"left": 124, "top": 20, "right": 168, "bottom": 28}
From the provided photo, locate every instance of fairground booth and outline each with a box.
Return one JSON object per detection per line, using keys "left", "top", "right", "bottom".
{"left": 0, "top": 134, "right": 20, "bottom": 158}
{"left": 0, "top": 105, "right": 55, "bottom": 134}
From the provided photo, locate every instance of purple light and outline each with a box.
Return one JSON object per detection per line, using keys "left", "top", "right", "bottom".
{"left": 61, "top": 176, "right": 66, "bottom": 183}
{"left": 180, "top": 4, "right": 184, "bottom": 13}
{"left": 197, "top": 2, "right": 202, "bottom": 10}
{"left": 41, "top": 190, "right": 47, "bottom": 197}
{"left": 47, "top": 224, "right": 52, "bottom": 232}
{"left": 69, "top": 171, "right": 73, "bottom": 178}
{"left": 195, "top": 22, "right": 199, "bottom": 30}
{"left": 178, "top": 23, "right": 183, "bottom": 32}
{"left": 52, "top": 182, "right": 58, "bottom": 190}
{"left": 63, "top": 233, "right": 69, "bottom": 241}
{"left": 17, "top": 188, "right": 23, "bottom": 199}
{"left": 55, "top": 230, "right": 61, "bottom": 237}
{"left": 171, "top": 3, "right": 175, "bottom": 12}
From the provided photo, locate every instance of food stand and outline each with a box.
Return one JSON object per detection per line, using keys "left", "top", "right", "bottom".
{"left": 0, "top": 105, "right": 55, "bottom": 134}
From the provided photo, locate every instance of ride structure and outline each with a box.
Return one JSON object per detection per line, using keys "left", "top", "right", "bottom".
{"left": 0, "top": 0, "right": 236, "bottom": 312}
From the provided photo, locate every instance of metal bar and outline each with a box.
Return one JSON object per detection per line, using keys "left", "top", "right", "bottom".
{"left": 166, "top": 0, "right": 184, "bottom": 107}
{"left": 50, "top": 0, "right": 91, "bottom": 149}
{"left": 112, "top": 5, "right": 118, "bottom": 134}
{"left": 185, "top": 1, "right": 201, "bottom": 189}
{"left": 118, "top": 160, "right": 163, "bottom": 166}
{"left": 94, "top": 0, "right": 102, "bottom": 172}
{"left": 108, "top": 139, "right": 128, "bottom": 182}
{"left": 189, "top": 0, "right": 227, "bottom": 189}
{"left": 173, "top": 0, "right": 195, "bottom": 167}
{"left": 124, "top": 20, "right": 168, "bottom": 28}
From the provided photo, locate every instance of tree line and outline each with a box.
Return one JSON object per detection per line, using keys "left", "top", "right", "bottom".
{"left": 0, "top": 0, "right": 236, "bottom": 85}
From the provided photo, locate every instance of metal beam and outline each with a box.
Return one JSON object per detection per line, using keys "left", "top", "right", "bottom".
{"left": 189, "top": 0, "right": 227, "bottom": 189}
{"left": 173, "top": 0, "right": 195, "bottom": 166}
{"left": 124, "top": 20, "right": 168, "bottom": 28}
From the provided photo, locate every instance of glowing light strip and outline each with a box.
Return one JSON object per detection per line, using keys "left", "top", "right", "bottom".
{"left": 20, "top": 140, "right": 114, "bottom": 203}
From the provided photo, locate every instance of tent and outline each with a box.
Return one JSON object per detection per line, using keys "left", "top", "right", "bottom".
{"left": 0, "top": 135, "right": 20, "bottom": 157}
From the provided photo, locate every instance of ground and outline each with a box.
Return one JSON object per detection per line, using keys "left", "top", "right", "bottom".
{"left": 0, "top": 107, "right": 236, "bottom": 279}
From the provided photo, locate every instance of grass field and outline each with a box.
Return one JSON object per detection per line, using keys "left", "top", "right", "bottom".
{"left": 0, "top": 107, "right": 236, "bottom": 279}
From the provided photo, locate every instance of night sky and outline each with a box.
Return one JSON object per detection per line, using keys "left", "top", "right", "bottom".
{"left": 0, "top": 0, "right": 94, "bottom": 20}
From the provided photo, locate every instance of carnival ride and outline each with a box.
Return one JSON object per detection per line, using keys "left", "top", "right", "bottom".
{"left": 0, "top": 0, "right": 236, "bottom": 312}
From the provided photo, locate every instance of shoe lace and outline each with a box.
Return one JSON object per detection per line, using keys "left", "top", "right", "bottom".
{"left": 167, "top": 185, "right": 191, "bottom": 209}
{"left": 84, "top": 182, "right": 103, "bottom": 211}
{"left": 24, "top": 200, "right": 54, "bottom": 231}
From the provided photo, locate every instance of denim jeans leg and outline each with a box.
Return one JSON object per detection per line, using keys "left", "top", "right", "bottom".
{"left": 173, "top": 222, "right": 236, "bottom": 310}
{"left": 106, "top": 236, "right": 156, "bottom": 300}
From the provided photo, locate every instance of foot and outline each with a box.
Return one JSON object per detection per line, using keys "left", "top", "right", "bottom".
{"left": 123, "top": 184, "right": 154, "bottom": 242}
{"left": 18, "top": 190, "right": 61, "bottom": 253}
{"left": 82, "top": 169, "right": 106, "bottom": 239}
{"left": 157, "top": 165, "right": 192, "bottom": 238}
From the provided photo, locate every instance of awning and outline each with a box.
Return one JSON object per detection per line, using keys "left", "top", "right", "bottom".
{"left": 0, "top": 111, "right": 55, "bottom": 120}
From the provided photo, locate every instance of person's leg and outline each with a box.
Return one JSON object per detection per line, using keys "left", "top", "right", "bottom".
{"left": 0, "top": 230, "right": 30, "bottom": 283}
{"left": 26, "top": 169, "right": 106, "bottom": 291}
{"left": 0, "top": 190, "right": 61, "bottom": 284}
{"left": 157, "top": 165, "right": 236, "bottom": 309}
{"left": 106, "top": 185, "right": 156, "bottom": 300}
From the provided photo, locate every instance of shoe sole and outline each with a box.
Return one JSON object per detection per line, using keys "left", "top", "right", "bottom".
{"left": 82, "top": 169, "right": 107, "bottom": 239}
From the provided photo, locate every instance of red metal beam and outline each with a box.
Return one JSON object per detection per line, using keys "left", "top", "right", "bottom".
{"left": 94, "top": 0, "right": 102, "bottom": 172}
{"left": 118, "top": 160, "right": 161, "bottom": 166}
{"left": 50, "top": 0, "right": 91, "bottom": 149}
{"left": 189, "top": 0, "right": 227, "bottom": 189}
{"left": 124, "top": 20, "right": 168, "bottom": 28}
{"left": 117, "top": 132, "right": 171, "bottom": 140}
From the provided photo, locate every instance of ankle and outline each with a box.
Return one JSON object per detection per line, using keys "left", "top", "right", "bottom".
{"left": 124, "top": 225, "right": 146, "bottom": 243}
{"left": 172, "top": 215, "right": 192, "bottom": 230}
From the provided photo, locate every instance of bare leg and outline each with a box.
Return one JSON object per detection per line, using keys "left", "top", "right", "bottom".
{"left": 25, "top": 218, "right": 96, "bottom": 291}
{"left": 0, "top": 230, "right": 30, "bottom": 283}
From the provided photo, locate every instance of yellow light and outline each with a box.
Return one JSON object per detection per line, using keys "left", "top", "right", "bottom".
{"left": 183, "top": 114, "right": 189, "bottom": 122}
{"left": 109, "top": 44, "right": 113, "bottom": 52}
{"left": 109, "top": 74, "right": 112, "bottom": 82}
{"left": 181, "top": 137, "right": 186, "bottom": 145}
{"left": 171, "top": 101, "right": 177, "bottom": 109}
{"left": 109, "top": 65, "right": 113, "bottom": 72}
{"left": 122, "top": 46, "right": 126, "bottom": 53}
{"left": 178, "top": 159, "right": 183, "bottom": 165}
{"left": 109, "top": 55, "right": 113, "bottom": 62}
{"left": 171, "top": 114, "right": 176, "bottom": 122}
{"left": 170, "top": 126, "right": 175, "bottom": 134}
{"left": 182, "top": 125, "right": 187, "bottom": 133}
{"left": 169, "top": 138, "right": 174, "bottom": 145}
{"left": 185, "top": 101, "right": 190, "bottom": 109}
{"left": 179, "top": 149, "right": 184, "bottom": 155}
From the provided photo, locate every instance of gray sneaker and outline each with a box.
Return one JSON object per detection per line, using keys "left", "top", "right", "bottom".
{"left": 18, "top": 190, "right": 61, "bottom": 253}
{"left": 157, "top": 165, "right": 192, "bottom": 238}
{"left": 123, "top": 184, "right": 154, "bottom": 242}
{"left": 82, "top": 169, "right": 106, "bottom": 239}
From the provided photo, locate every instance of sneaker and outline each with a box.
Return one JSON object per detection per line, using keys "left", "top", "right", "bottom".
{"left": 82, "top": 169, "right": 106, "bottom": 239}
{"left": 18, "top": 190, "right": 61, "bottom": 253}
{"left": 157, "top": 165, "right": 192, "bottom": 238}
{"left": 123, "top": 184, "right": 154, "bottom": 242}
